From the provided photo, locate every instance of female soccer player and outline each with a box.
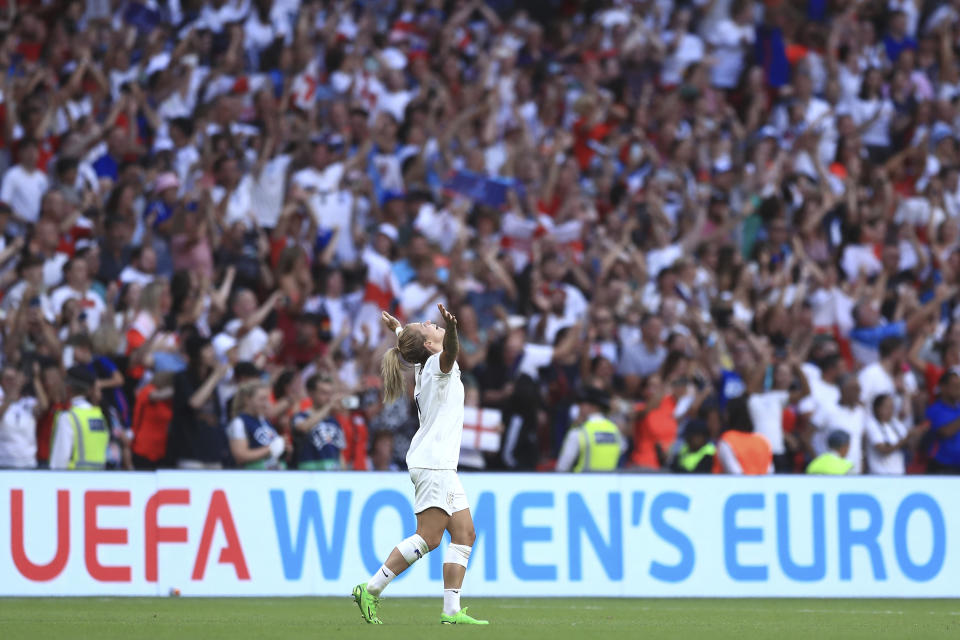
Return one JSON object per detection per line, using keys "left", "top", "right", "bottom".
{"left": 353, "top": 304, "right": 488, "bottom": 626}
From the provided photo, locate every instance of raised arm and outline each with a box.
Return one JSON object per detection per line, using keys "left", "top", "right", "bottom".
{"left": 437, "top": 303, "right": 459, "bottom": 374}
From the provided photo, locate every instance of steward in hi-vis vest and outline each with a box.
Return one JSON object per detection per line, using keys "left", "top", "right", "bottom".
{"left": 556, "top": 386, "right": 625, "bottom": 472}
{"left": 49, "top": 366, "right": 108, "bottom": 470}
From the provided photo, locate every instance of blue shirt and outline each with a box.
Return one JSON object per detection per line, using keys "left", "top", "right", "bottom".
{"left": 849, "top": 321, "right": 906, "bottom": 349}
{"left": 92, "top": 153, "right": 119, "bottom": 181}
{"left": 292, "top": 411, "right": 345, "bottom": 464}
{"left": 926, "top": 400, "right": 960, "bottom": 467}
{"left": 883, "top": 35, "right": 917, "bottom": 64}
{"left": 145, "top": 200, "right": 175, "bottom": 228}
{"left": 718, "top": 369, "right": 746, "bottom": 409}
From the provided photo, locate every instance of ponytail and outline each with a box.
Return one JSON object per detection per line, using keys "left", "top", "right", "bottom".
{"left": 381, "top": 326, "right": 430, "bottom": 404}
{"left": 381, "top": 347, "right": 408, "bottom": 405}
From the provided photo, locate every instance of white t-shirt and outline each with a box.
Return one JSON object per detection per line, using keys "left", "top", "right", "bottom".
{"left": 517, "top": 343, "right": 555, "bottom": 380}
{"left": 647, "top": 244, "right": 683, "bottom": 279}
{"left": 822, "top": 403, "right": 867, "bottom": 474}
{"left": 407, "top": 352, "right": 465, "bottom": 470}
{"left": 211, "top": 176, "right": 255, "bottom": 229}
{"left": 708, "top": 19, "right": 754, "bottom": 89}
{"left": 747, "top": 390, "right": 790, "bottom": 455}
{"left": 797, "top": 364, "right": 841, "bottom": 455}
{"left": 864, "top": 415, "right": 907, "bottom": 474}
{"left": 42, "top": 253, "right": 70, "bottom": 289}
{"left": 841, "top": 244, "right": 882, "bottom": 281}
{"left": 852, "top": 98, "right": 895, "bottom": 147}
{"left": 0, "top": 396, "right": 38, "bottom": 468}
{"left": 660, "top": 31, "right": 705, "bottom": 86}
{"left": 858, "top": 362, "right": 917, "bottom": 421}
{"left": 250, "top": 154, "right": 292, "bottom": 228}
{"left": 1, "top": 165, "right": 49, "bottom": 223}
{"left": 400, "top": 282, "right": 445, "bottom": 323}
{"left": 50, "top": 285, "right": 106, "bottom": 332}
{"left": 292, "top": 163, "right": 345, "bottom": 198}
{"left": 223, "top": 318, "right": 270, "bottom": 362}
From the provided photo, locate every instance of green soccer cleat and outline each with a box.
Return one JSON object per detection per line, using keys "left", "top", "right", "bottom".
{"left": 353, "top": 583, "right": 382, "bottom": 624}
{"left": 440, "top": 607, "right": 489, "bottom": 625}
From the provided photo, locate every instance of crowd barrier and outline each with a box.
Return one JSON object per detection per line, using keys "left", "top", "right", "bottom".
{"left": 1, "top": 471, "right": 957, "bottom": 597}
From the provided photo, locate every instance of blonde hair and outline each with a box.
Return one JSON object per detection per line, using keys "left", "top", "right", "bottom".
{"left": 138, "top": 280, "right": 168, "bottom": 316}
{"left": 90, "top": 323, "right": 121, "bottom": 356}
{"left": 232, "top": 381, "right": 267, "bottom": 420}
{"left": 381, "top": 326, "right": 430, "bottom": 405}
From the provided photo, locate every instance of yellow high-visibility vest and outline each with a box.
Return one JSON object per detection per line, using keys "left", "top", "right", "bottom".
{"left": 57, "top": 406, "right": 109, "bottom": 470}
{"left": 574, "top": 418, "right": 621, "bottom": 472}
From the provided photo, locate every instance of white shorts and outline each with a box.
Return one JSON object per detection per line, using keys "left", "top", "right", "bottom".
{"left": 409, "top": 468, "right": 469, "bottom": 515}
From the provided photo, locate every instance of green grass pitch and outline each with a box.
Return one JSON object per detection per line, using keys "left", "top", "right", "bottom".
{"left": 1, "top": 597, "right": 958, "bottom": 639}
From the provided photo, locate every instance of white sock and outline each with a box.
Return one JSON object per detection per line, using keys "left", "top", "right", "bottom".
{"left": 367, "top": 565, "right": 396, "bottom": 596}
{"left": 443, "top": 588, "right": 461, "bottom": 616}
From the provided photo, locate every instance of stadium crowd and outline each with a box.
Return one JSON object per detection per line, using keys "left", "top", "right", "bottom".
{"left": 1, "top": 0, "right": 960, "bottom": 475}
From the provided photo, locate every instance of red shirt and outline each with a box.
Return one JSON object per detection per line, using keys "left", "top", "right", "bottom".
{"left": 131, "top": 384, "right": 173, "bottom": 462}
{"left": 631, "top": 396, "right": 678, "bottom": 469}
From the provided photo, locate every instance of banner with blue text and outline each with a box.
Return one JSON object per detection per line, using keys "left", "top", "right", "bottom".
{"left": 0, "top": 472, "right": 956, "bottom": 597}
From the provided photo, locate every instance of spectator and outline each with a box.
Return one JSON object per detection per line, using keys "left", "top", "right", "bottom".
{"left": 745, "top": 346, "right": 810, "bottom": 472}
{"left": 292, "top": 373, "right": 346, "bottom": 470}
{"left": 865, "top": 392, "right": 920, "bottom": 475}
{"left": 822, "top": 374, "right": 868, "bottom": 474}
{"left": 130, "top": 370, "right": 174, "bottom": 470}
{"left": 369, "top": 429, "right": 399, "bottom": 471}
{"left": 670, "top": 419, "right": 716, "bottom": 473}
{"left": 49, "top": 366, "right": 106, "bottom": 470}
{"left": 806, "top": 429, "right": 854, "bottom": 475}
{"left": 226, "top": 381, "right": 286, "bottom": 470}
{"left": 1, "top": 138, "right": 49, "bottom": 224}
{"left": 618, "top": 313, "right": 667, "bottom": 396}
{"left": 0, "top": 365, "right": 46, "bottom": 468}
{"left": 168, "top": 336, "right": 229, "bottom": 469}
{"left": 555, "top": 386, "right": 625, "bottom": 472}
{"left": 49, "top": 257, "right": 106, "bottom": 333}
{"left": 925, "top": 371, "right": 960, "bottom": 474}
{"left": 715, "top": 397, "right": 774, "bottom": 475}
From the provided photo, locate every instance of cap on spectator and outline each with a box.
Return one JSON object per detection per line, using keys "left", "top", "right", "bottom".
{"left": 378, "top": 223, "right": 399, "bottom": 242}
{"left": 578, "top": 385, "right": 611, "bottom": 412}
{"left": 154, "top": 172, "right": 180, "bottom": 193}
{"left": 827, "top": 429, "right": 851, "bottom": 450}
{"left": 234, "top": 361, "right": 263, "bottom": 381}
{"left": 65, "top": 366, "right": 96, "bottom": 391}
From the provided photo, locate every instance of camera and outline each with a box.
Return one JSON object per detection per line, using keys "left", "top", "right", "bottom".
{"left": 341, "top": 395, "right": 360, "bottom": 410}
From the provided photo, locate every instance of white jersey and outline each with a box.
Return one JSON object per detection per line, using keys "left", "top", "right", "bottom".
{"left": 406, "top": 352, "right": 464, "bottom": 470}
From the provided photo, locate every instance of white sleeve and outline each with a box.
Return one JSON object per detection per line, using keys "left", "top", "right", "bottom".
{"left": 226, "top": 417, "right": 246, "bottom": 441}
{"left": 555, "top": 428, "right": 582, "bottom": 472}
{"left": 49, "top": 412, "right": 75, "bottom": 469}
{"left": 708, "top": 20, "right": 740, "bottom": 47}
{"left": 0, "top": 171, "right": 12, "bottom": 204}
{"left": 717, "top": 439, "right": 743, "bottom": 474}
